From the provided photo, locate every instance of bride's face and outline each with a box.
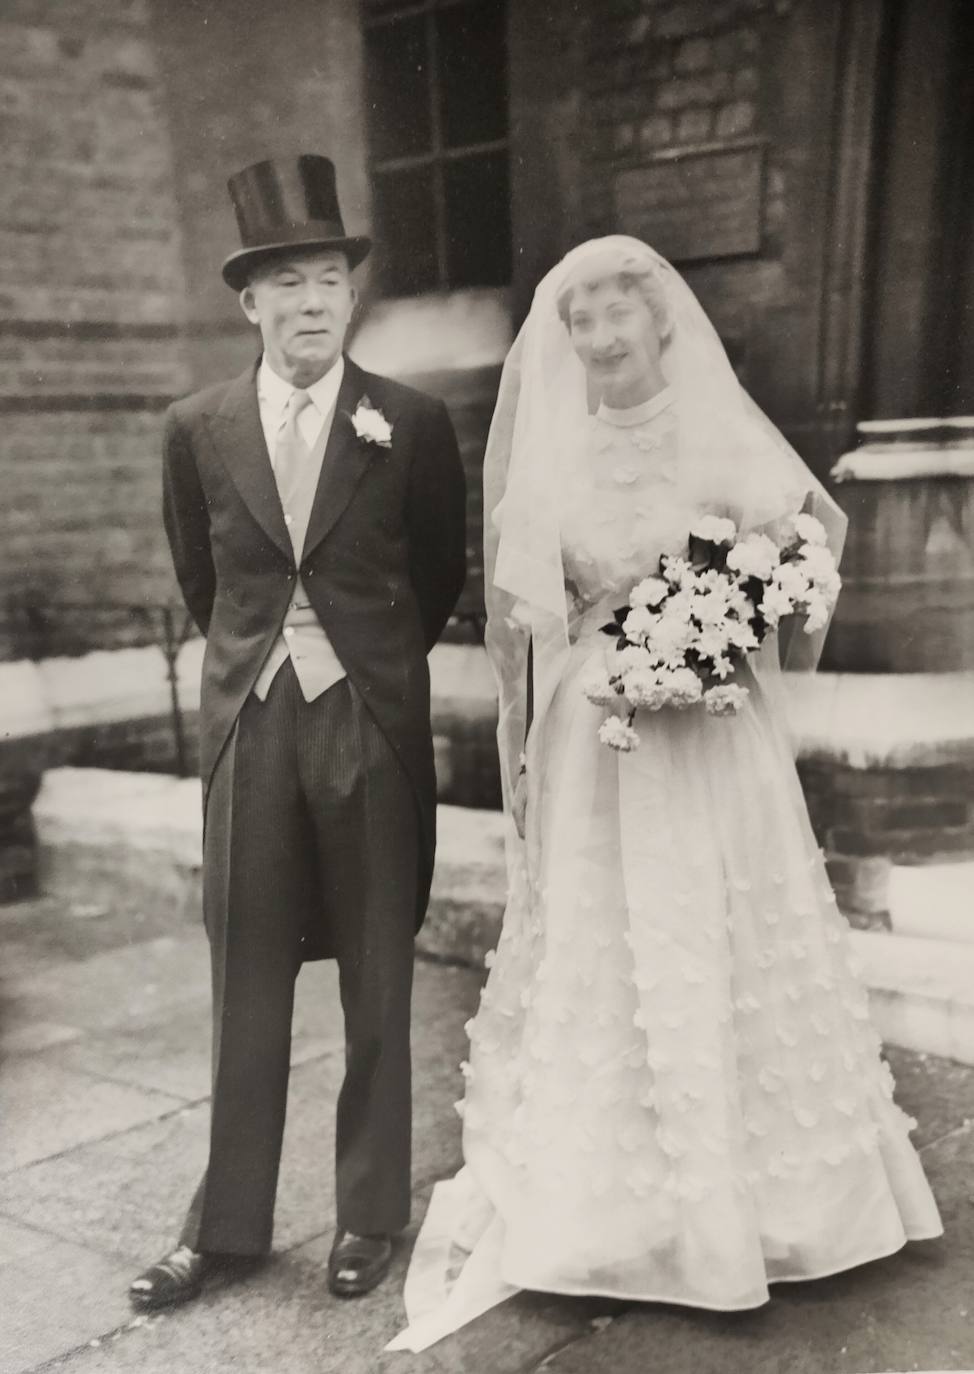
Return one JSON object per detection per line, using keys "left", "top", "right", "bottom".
{"left": 566, "top": 280, "right": 663, "bottom": 404}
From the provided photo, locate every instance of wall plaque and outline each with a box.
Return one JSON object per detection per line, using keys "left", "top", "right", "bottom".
{"left": 613, "top": 143, "right": 766, "bottom": 263}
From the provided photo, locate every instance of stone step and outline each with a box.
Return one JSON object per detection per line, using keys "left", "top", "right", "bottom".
{"left": 32, "top": 767, "right": 974, "bottom": 1064}
{"left": 888, "top": 861, "right": 974, "bottom": 944}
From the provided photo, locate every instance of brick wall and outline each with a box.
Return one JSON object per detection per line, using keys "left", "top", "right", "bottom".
{"left": 801, "top": 759, "right": 974, "bottom": 926}
{"left": 0, "top": 0, "right": 191, "bottom": 661}
{"left": 578, "top": 0, "right": 812, "bottom": 411}
{"left": 147, "top": 0, "right": 370, "bottom": 391}
{"left": 0, "top": 0, "right": 376, "bottom": 663}
{"left": 584, "top": 2, "right": 766, "bottom": 171}
{"left": 510, "top": 0, "right": 848, "bottom": 477}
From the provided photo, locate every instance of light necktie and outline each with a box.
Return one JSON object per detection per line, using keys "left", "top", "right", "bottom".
{"left": 274, "top": 388, "right": 314, "bottom": 509}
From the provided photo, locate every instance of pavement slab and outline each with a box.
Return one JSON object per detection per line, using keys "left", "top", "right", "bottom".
{"left": 0, "top": 895, "right": 178, "bottom": 977}
{"left": 33, "top": 960, "right": 350, "bottom": 1103}
{"left": 1, "top": 1100, "right": 214, "bottom": 1267}
{"left": 4, "top": 891, "right": 974, "bottom": 1374}
{"left": 0, "top": 1232, "right": 135, "bottom": 1374}
{"left": 0, "top": 1217, "right": 55, "bottom": 1268}
{"left": 39, "top": 1219, "right": 612, "bottom": 1374}
{"left": 3, "top": 932, "right": 212, "bottom": 1045}
{"left": 0, "top": 1057, "right": 185, "bottom": 1175}
{"left": 884, "top": 1046, "right": 974, "bottom": 1150}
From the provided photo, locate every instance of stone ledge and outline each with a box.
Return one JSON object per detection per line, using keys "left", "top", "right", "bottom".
{"left": 32, "top": 768, "right": 974, "bottom": 1064}
{"left": 785, "top": 671, "right": 974, "bottom": 770}
{"left": 2, "top": 641, "right": 495, "bottom": 742}
{"left": 6, "top": 647, "right": 972, "bottom": 772}
{"left": 851, "top": 929, "right": 974, "bottom": 1064}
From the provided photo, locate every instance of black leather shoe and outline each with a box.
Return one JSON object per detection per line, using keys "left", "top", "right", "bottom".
{"left": 129, "top": 1245, "right": 210, "bottom": 1309}
{"left": 327, "top": 1230, "right": 393, "bottom": 1298}
{"left": 129, "top": 1247, "right": 262, "bottom": 1310}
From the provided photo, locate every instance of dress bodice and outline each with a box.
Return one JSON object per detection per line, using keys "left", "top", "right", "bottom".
{"left": 559, "top": 387, "right": 694, "bottom": 627}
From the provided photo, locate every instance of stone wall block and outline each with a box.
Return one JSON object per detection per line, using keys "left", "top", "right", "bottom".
{"left": 673, "top": 36, "right": 713, "bottom": 72}
{"left": 715, "top": 97, "right": 756, "bottom": 137}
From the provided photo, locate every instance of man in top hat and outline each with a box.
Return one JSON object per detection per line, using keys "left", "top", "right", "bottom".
{"left": 129, "top": 155, "right": 466, "bottom": 1308}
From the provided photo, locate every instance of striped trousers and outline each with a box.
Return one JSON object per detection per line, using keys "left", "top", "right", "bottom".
{"left": 181, "top": 659, "right": 418, "bottom": 1253}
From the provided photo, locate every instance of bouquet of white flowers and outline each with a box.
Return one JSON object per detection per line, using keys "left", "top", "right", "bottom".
{"left": 583, "top": 513, "right": 841, "bottom": 751}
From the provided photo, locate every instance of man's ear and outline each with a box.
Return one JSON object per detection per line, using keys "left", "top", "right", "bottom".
{"left": 239, "top": 285, "right": 260, "bottom": 325}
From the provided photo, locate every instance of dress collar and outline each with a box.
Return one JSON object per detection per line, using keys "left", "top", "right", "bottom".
{"left": 596, "top": 385, "right": 675, "bottom": 428}
{"left": 257, "top": 354, "right": 346, "bottom": 417}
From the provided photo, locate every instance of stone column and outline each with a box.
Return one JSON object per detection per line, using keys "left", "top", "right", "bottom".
{"left": 805, "top": 420, "right": 974, "bottom": 930}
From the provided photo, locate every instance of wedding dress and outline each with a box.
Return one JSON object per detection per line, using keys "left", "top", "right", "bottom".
{"left": 387, "top": 242, "right": 942, "bottom": 1353}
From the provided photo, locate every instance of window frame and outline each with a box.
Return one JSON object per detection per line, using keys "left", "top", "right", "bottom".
{"left": 363, "top": 0, "right": 510, "bottom": 294}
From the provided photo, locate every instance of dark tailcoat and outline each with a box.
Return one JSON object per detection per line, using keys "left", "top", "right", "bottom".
{"left": 162, "top": 355, "right": 467, "bottom": 958}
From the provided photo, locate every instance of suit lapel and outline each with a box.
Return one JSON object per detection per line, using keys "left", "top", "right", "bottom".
{"left": 206, "top": 363, "right": 293, "bottom": 561}
{"left": 301, "top": 357, "right": 374, "bottom": 564}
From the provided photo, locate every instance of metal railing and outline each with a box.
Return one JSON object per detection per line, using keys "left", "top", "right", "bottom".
{"left": 4, "top": 598, "right": 197, "bottom": 775}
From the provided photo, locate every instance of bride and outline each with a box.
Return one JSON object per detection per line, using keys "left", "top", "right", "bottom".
{"left": 388, "top": 237, "right": 942, "bottom": 1352}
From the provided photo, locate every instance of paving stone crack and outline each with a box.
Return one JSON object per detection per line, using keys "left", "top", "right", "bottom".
{"left": 0, "top": 1099, "right": 206, "bottom": 1178}
{"left": 529, "top": 1311, "right": 630, "bottom": 1373}
{"left": 919, "top": 1116, "right": 974, "bottom": 1155}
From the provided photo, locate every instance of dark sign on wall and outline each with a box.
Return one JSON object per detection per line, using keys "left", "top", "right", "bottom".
{"left": 613, "top": 141, "right": 766, "bottom": 263}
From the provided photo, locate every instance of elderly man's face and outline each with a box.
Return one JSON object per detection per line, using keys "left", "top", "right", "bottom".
{"left": 240, "top": 250, "right": 356, "bottom": 386}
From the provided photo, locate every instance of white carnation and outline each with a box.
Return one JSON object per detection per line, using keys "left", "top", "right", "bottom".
{"left": 662, "top": 556, "right": 697, "bottom": 589}
{"left": 724, "top": 618, "right": 760, "bottom": 652}
{"left": 598, "top": 716, "right": 641, "bottom": 751}
{"left": 659, "top": 667, "right": 704, "bottom": 707}
{"left": 623, "top": 668, "right": 670, "bottom": 711}
{"left": 350, "top": 399, "right": 393, "bottom": 447}
{"left": 758, "top": 585, "right": 794, "bottom": 627}
{"left": 647, "top": 614, "right": 694, "bottom": 664}
{"left": 726, "top": 533, "right": 780, "bottom": 581}
{"left": 691, "top": 515, "right": 738, "bottom": 545}
{"left": 615, "top": 643, "right": 654, "bottom": 672}
{"left": 815, "top": 568, "right": 842, "bottom": 602}
{"left": 798, "top": 542, "right": 838, "bottom": 580}
{"left": 622, "top": 606, "right": 657, "bottom": 641}
{"left": 695, "top": 623, "right": 733, "bottom": 661}
{"left": 792, "top": 513, "right": 828, "bottom": 546}
{"left": 704, "top": 684, "right": 750, "bottom": 716}
{"left": 630, "top": 576, "right": 669, "bottom": 609}
{"left": 693, "top": 587, "right": 736, "bottom": 626}
{"left": 773, "top": 561, "right": 811, "bottom": 599}
{"left": 581, "top": 663, "right": 621, "bottom": 706}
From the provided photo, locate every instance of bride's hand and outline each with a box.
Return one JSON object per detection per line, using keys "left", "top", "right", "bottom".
{"left": 511, "top": 771, "right": 528, "bottom": 840}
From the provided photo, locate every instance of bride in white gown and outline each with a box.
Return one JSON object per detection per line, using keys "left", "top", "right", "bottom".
{"left": 387, "top": 237, "right": 942, "bottom": 1352}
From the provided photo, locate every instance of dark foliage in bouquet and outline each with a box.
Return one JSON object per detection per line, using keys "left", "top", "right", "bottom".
{"left": 585, "top": 514, "right": 840, "bottom": 750}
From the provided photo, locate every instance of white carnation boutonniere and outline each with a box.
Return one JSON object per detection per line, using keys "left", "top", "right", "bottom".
{"left": 349, "top": 396, "right": 393, "bottom": 449}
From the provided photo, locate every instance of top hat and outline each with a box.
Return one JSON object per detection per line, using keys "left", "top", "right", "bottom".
{"left": 221, "top": 154, "right": 371, "bottom": 290}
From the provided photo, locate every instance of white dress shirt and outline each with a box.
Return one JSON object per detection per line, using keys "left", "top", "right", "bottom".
{"left": 252, "top": 355, "right": 348, "bottom": 702}
{"left": 257, "top": 353, "right": 345, "bottom": 458}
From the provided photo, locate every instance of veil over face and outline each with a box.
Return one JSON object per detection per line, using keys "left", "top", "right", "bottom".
{"left": 483, "top": 236, "right": 847, "bottom": 854}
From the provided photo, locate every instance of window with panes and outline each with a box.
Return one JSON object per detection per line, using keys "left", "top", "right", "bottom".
{"left": 363, "top": 0, "right": 511, "bottom": 296}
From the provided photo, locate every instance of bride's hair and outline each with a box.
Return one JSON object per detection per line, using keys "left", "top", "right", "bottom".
{"left": 555, "top": 251, "right": 674, "bottom": 345}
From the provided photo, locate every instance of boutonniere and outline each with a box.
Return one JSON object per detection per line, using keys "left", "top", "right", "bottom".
{"left": 348, "top": 396, "right": 393, "bottom": 449}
